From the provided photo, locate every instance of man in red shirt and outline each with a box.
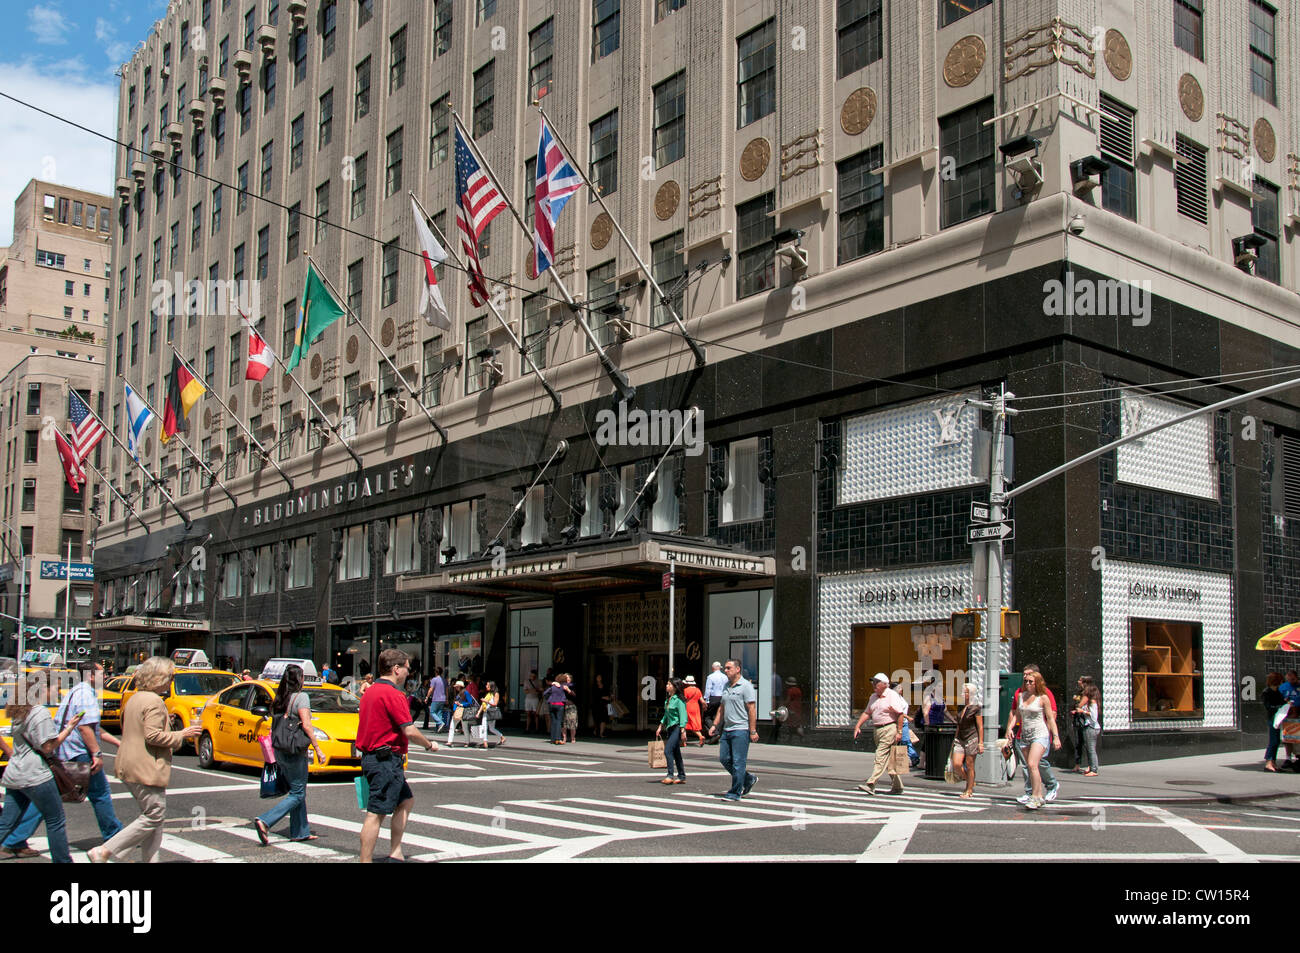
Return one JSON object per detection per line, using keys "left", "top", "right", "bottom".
{"left": 1007, "top": 663, "right": 1060, "bottom": 804}
{"left": 357, "top": 649, "right": 438, "bottom": 863}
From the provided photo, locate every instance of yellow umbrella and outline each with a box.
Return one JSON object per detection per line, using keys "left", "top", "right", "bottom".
{"left": 1256, "top": 622, "right": 1300, "bottom": 651}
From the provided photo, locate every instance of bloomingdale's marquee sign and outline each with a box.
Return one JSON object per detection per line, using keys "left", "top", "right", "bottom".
{"left": 249, "top": 463, "right": 418, "bottom": 527}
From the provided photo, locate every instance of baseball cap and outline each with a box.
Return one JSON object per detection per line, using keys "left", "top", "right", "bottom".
{"left": 871, "top": 673, "right": 889, "bottom": 685}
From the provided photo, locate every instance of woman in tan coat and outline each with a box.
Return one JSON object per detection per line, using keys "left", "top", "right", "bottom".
{"left": 88, "top": 657, "right": 201, "bottom": 863}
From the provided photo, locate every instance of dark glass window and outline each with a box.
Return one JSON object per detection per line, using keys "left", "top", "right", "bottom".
{"left": 837, "top": 0, "right": 882, "bottom": 78}
{"left": 736, "top": 192, "right": 775, "bottom": 298}
{"left": 940, "top": 0, "right": 991, "bottom": 28}
{"left": 472, "top": 60, "right": 494, "bottom": 137}
{"left": 588, "top": 110, "right": 618, "bottom": 199}
{"left": 837, "top": 146, "right": 884, "bottom": 264}
{"left": 1098, "top": 94, "right": 1136, "bottom": 222}
{"left": 939, "top": 98, "right": 995, "bottom": 228}
{"left": 1249, "top": 0, "right": 1276, "bottom": 104}
{"left": 1252, "top": 177, "right": 1280, "bottom": 285}
{"left": 737, "top": 20, "right": 775, "bottom": 128}
{"left": 592, "top": 0, "right": 620, "bottom": 61}
{"left": 1174, "top": 0, "right": 1203, "bottom": 60}
{"left": 653, "top": 72, "right": 685, "bottom": 169}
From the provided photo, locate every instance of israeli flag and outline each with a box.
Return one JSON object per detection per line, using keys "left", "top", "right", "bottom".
{"left": 123, "top": 382, "right": 155, "bottom": 461}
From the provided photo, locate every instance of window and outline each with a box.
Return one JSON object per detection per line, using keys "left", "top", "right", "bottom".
{"left": 939, "top": 99, "right": 995, "bottom": 228}
{"left": 412, "top": 338, "right": 440, "bottom": 409}
{"left": 190, "top": 202, "right": 202, "bottom": 250}
{"left": 290, "top": 114, "right": 304, "bottom": 170}
{"left": 251, "top": 544, "right": 276, "bottom": 595}
{"left": 36, "top": 249, "right": 66, "bottom": 269}
{"left": 519, "top": 293, "right": 549, "bottom": 372}
{"left": 23, "top": 430, "right": 38, "bottom": 464}
{"left": 26, "top": 383, "right": 40, "bottom": 416}
{"left": 222, "top": 425, "right": 238, "bottom": 479}
{"left": 149, "top": 311, "right": 159, "bottom": 353}
{"left": 1174, "top": 0, "right": 1203, "bottom": 60}
{"left": 211, "top": 185, "right": 223, "bottom": 235}
{"left": 354, "top": 57, "right": 371, "bottom": 120}
{"left": 344, "top": 372, "right": 361, "bottom": 416}
{"left": 837, "top": 146, "right": 884, "bottom": 263}
{"left": 237, "top": 82, "right": 251, "bottom": 132}
{"left": 385, "top": 127, "right": 403, "bottom": 196}
{"left": 466, "top": 317, "right": 489, "bottom": 394}
{"left": 1252, "top": 177, "right": 1281, "bottom": 285}
{"left": 237, "top": 162, "right": 249, "bottom": 213}
{"left": 322, "top": 0, "right": 336, "bottom": 59}
{"left": 378, "top": 238, "right": 400, "bottom": 308}
{"left": 169, "top": 221, "right": 180, "bottom": 268}
{"left": 651, "top": 233, "right": 685, "bottom": 326}
{"left": 286, "top": 203, "right": 301, "bottom": 260}
{"left": 585, "top": 260, "right": 616, "bottom": 350}
{"left": 475, "top": 0, "right": 495, "bottom": 25}
{"left": 430, "top": 96, "right": 450, "bottom": 166}
{"left": 656, "top": 0, "right": 686, "bottom": 21}
{"left": 589, "top": 110, "right": 619, "bottom": 198}
{"left": 432, "top": 0, "right": 452, "bottom": 58}
{"left": 736, "top": 193, "right": 775, "bottom": 298}
{"left": 315, "top": 181, "right": 330, "bottom": 242}
{"left": 347, "top": 259, "right": 364, "bottom": 313}
{"left": 130, "top": 321, "right": 139, "bottom": 363}
{"left": 213, "top": 108, "right": 226, "bottom": 158}
{"left": 200, "top": 437, "right": 212, "bottom": 487}
{"left": 580, "top": 473, "right": 602, "bottom": 536}
{"left": 278, "top": 400, "right": 296, "bottom": 460}
{"left": 72, "top": 201, "right": 83, "bottom": 227}
{"left": 205, "top": 346, "right": 216, "bottom": 379}
{"left": 1249, "top": 0, "right": 1276, "bottom": 104}
{"left": 440, "top": 500, "right": 479, "bottom": 563}
{"left": 652, "top": 72, "right": 685, "bottom": 169}
{"left": 338, "top": 524, "right": 370, "bottom": 580}
{"left": 348, "top": 152, "right": 369, "bottom": 220}
{"left": 524, "top": 157, "right": 536, "bottom": 230}
{"left": 287, "top": 536, "right": 313, "bottom": 588}
{"left": 652, "top": 463, "right": 679, "bottom": 531}
{"left": 1174, "top": 134, "right": 1208, "bottom": 224}
{"left": 518, "top": 487, "right": 547, "bottom": 546}
{"left": 377, "top": 362, "right": 398, "bottom": 424}
{"left": 318, "top": 89, "right": 333, "bottom": 148}
{"left": 115, "top": 334, "right": 124, "bottom": 375}
{"left": 721, "top": 437, "right": 763, "bottom": 522}
{"left": 1130, "top": 619, "right": 1204, "bottom": 720}
{"left": 1098, "top": 94, "right": 1136, "bottom": 222}
{"left": 21, "top": 480, "right": 35, "bottom": 512}
{"left": 611, "top": 464, "right": 637, "bottom": 531}
{"left": 65, "top": 279, "right": 75, "bottom": 296}
{"left": 385, "top": 514, "right": 420, "bottom": 573}
{"left": 306, "top": 388, "right": 324, "bottom": 450}
{"left": 592, "top": 0, "right": 620, "bottom": 60}
{"left": 262, "top": 60, "right": 276, "bottom": 112}
{"left": 220, "top": 554, "right": 241, "bottom": 598}
{"left": 152, "top": 238, "right": 162, "bottom": 281}
{"left": 229, "top": 331, "right": 242, "bottom": 385}
{"left": 292, "top": 29, "right": 307, "bottom": 84}
{"left": 737, "top": 20, "right": 775, "bottom": 128}
{"left": 219, "top": 35, "right": 229, "bottom": 76}
{"left": 257, "top": 225, "right": 270, "bottom": 279}
{"left": 260, "top": 141, "right": 274, "bottom": 193}
{"left": 837, "top": 0, "right": 882, "bottom": 77}
{"left": 389, "top": 26, "right": 406, "bottom": 92}
{"left": 472, "top": 61, "right": 495, "bottom": 137}
{"left": 529, "top": 19, "right": 554, "bottom": 100}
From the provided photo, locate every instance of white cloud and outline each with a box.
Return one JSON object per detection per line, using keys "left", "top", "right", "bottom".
{"left": 0, "top": 60, "right": 117, "bottom": 247}
{"left": 28, "top": 4, "right": 73, "bottom": 45}
{"left": 95, "top": 18, "right": 131, "bottom": 67}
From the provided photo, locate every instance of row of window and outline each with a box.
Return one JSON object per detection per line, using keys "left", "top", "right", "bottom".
{"left": 1175, "top": 0, "right": 1278, "bottom": 106}
{"left": 42, "top": 194, "right": 111, "bottom": 233}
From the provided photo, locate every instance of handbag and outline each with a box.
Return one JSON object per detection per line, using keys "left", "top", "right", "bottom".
{"left": 260, "top": 762, "right": 290, "bottom": 798}
{"left": 32, "top": 708, "right": 91, "bottom": 804}
{"left": 271, "top": 706, "right": 308, "bottom": 755}
{"left": 647, "top": 739, "right": 667, "bottom": 769}
{"left": 944, "top": 761, "right": 957, "bottom": 784}
{"left": 607, "top": 703, "right": 618, "bottom": 718}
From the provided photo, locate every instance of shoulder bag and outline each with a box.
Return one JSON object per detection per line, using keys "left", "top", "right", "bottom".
{"left": 27, "top": 711, "right": 91, "bottom": 804}
{"left": 271, "top": 698, "right": 309, "bottom": 755}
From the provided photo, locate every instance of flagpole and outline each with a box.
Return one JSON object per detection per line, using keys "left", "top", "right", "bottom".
{"left": 305, "top": 255, "right": 449, "bottom": 448}
{"left": 69, "top": 378, "right": 190, "bottom": 528}
{"left": 409, "top": 192, "right": 561, "bottom": 411}
{"left": 450, "top": 110, "right": 634, "bottom": 403}
{"left": 62, "top": 538, "right": 71, "bottom": 661}
{"left": 85, "top": 459, "right": 150, "bottom": 534}
{"left": 121, "top": 374, "right": 238, "bottom": 508}
{"left": 538, "top": 104, "right": 706, "bottom": 369}
{"left": 265, "top": 341, "right": 365, "bottom": 471}
{"left": 170, "top": 345, "right": 295, "bottom": 493}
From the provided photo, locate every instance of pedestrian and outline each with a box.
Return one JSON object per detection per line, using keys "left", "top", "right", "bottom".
{"left": 656, "top": 677, "right": 688, "bottom": 784}
{"left": 356, "top": 649, "right": 438, "bottom": 863}
{"left": 950, "top": 682, "right": 984, "bottom": 798}
{"left": 703, "top": 661, "right": 727, "bottom": 746}
{"left": 359, "top": 673, "right": 375, "bottom": 696}
{"left": 88, "top": 657, "right": 203, "bottom": 862}
{"left": 447, "top": 680, "right": 477, "bottom": 747}
{"left": 321, "top": 661, "right": 338, "bottom": 685}
{"left": 0, "top": 674, "right": 86, "bottom": 864}
{"left": 478, "top": 681, "right": 505, "bottom": 748}
{"left": 541, "top": 668, "right": 556, "bottom": 735}
{"left": 425, "top": 667, "right": 447, "bottom": 731}
{"left": 591, "top": 674, "right": 610, "bottom": 739}
{"left": 408, "top": 677, "right": 429, "bottom": 724}
{"left": 1073, "top": 683, "right": 1101, "bottom": 777}
{"left": 543, "top": 676, "right": 567, "bottom": 745}
{"left": 852, "top": 673, "right": 907, "bottom": 796}
{"left": 1003, "top": 670, "right": 1061, "bottom": 810}
{"left": 524, "top": 669, "right": 543, "bottom": 733}
{"left": 241, "top": 669, "right": 253, "bottom": 682}
{"left": 682, "top": 675, "right": 706, "bottom": 746}
{"left": 1263, "top": 672, "right": 1285, "bottom": 771}
{"left": 561, "top": 674, "right": 579, "bottom": 743}
{"left": 1007, "top": 663, "right": 1060, "bottom": 804}
{"left": 254, "top": 664, "right": 324, "bottom": 845}
{"left": 706, "top": 659, "right": 759, "bottom": 801}
{"left": 1280, "top": 672, "right": 1300, "bottom": 769}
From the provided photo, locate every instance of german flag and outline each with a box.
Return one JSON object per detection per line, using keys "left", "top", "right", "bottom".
{"left": 161, "top": 353, "right": 206, "bottom": 443}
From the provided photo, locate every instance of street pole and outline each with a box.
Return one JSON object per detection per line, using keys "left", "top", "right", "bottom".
{"left": 63, "top": 538, "right": 71, "bottom": 662}
{"left": 668, "top": 559, "right": 675, "bottom": 679}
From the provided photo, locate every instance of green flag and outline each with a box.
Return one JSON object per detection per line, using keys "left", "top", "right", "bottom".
{"left": 286, "top": 262, "right": 347, "bottom": 372}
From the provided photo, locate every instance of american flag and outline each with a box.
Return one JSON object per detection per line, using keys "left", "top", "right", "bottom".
{"left": 455, "top": 126, "right": 507, "bottom": 307}
{"left": 69, "top": 390, "right": 105, "bottom": 463}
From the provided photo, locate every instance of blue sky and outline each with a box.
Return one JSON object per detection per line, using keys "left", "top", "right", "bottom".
{"left": 0, "top": 1, "right": 167, "bottom": 244}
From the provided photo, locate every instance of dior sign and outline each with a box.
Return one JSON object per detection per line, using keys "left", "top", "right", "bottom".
{"left": 251, "top": 464, "right": 416, "bottom": 527}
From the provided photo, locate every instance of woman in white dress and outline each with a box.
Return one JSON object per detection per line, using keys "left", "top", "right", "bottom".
{"left": 1002, "top": 671, "right": 1061, "bottom": 809}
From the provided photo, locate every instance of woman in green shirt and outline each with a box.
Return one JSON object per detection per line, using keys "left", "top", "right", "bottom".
{"left": 656, "top": 677, "right": 688, "bottom": 784}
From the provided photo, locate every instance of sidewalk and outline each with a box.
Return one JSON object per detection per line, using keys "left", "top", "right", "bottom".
{"left": 496, "top": 732, "right": 1297, "bottom": 804}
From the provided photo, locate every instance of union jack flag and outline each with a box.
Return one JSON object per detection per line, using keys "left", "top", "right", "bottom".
{"left": 533, "top": 117, "right": 583, "bottom": 277}
{"left": 455, "top": 127, "right": 507, "bottom": 307}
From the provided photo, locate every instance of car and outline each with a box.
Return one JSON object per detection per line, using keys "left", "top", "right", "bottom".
{"left": 99, "top": 674, "right": 132, "bottom": 731}
{"left": 196, "top": 680, "right": 364, "bottom": 775}
{"left": 119, "top": 667, "right": 243, "bottom": 743}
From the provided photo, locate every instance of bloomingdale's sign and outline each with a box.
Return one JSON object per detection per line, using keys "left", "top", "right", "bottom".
{"left": 250, "top": 463, "right": 417, "bottom": 527}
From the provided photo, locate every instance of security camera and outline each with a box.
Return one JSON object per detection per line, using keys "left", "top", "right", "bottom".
{"left": 1068, "top": 214, "right": 1086, "bottom": 235}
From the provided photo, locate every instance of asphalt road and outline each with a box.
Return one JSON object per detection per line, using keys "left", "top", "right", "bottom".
{"left": 9, "top": 735, "right": 1300, "bottom": 863}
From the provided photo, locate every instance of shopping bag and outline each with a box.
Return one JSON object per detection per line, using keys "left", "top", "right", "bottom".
{"left": 943, "top": 761, "right": 956, "bottom": 784}
{"left": 354, "top": 774, "right": 370, "bottom": 811}
{"left": 891, "top": 745, "right": 910, "bottom": 776}
{"left": 648, "top": 739, "right": 667, "bottom": 769}
{"left": 259, "top": 763, "right": 281, "bottom": 799}
{"left": 1275, "top": 705, "right": 1292, "bottom": 730}
{"left": 606, "top": 703, "right": 618, "bottom": 718}
{"left": 258, "top": 735, "right": 276, "bottom": 764}
{"left": 1282, "top": 719, "right": 1300, "bottom": 744}
{"left": 471, "top": 724, "right": 486, "bottom": 741}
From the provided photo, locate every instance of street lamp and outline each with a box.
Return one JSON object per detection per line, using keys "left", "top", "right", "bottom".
{"left": 0, "top": 518, "right": 27, "bottom": 665}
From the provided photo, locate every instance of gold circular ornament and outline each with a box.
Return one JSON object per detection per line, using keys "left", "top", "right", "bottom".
{"left": 943, "top": 35, "right": 985, "bottom": 88}
{"left": 654, "top": 180, "right": 680, "bottom": 220}
{"left": 381, "top": 318, "right": 395, "bottom": 348}
{"left": 346, "top": 335, "right": 359, "bottom": 363}
{"left": 310, "top": 353, "right": 322, "bottom": 381}
{"left": 740, "top": 138, "right": 771, "bottom": 181}
{"left": 1254, "top": 118, "right": 1276, "bottom": 163}
{"left": 251, "top": 382, "right": 262, "bottom": 405}
{"left": 590, "top": 212, "right": 613, "bottom": 250}
{"left": 1104, "top": 29, "right": 1132, "bottom": 81}
{"left": 1178, "top": 73, "right": 1203, "bottom": 121}
{"left": 840, "top": 87, "right": 878, "bottom": 135}
{"left": 228, "top": 394, "right": 238, "bottom": 416}
{"left": 202, "top": 407, "right": 212, "bottom": 429}
{"left": 282, "top": 372, "right": 293, "bottom": 393}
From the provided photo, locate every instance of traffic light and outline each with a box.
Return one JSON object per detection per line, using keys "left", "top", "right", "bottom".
{"left": 951, "top": 610, "right": 981, "bottom": 640}
{"left": 1001, "top": 610, "right": 1021, "bottom": 641}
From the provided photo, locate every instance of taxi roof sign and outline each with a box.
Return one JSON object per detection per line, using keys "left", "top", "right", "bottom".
{"left": 170, "top": 648, "right": 212, "bottom": 669}
{"left": 260, "top": 658, "right": 321, "bottom": 685}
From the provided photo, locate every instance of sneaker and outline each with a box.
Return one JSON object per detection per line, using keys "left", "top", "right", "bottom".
{"left": 1025, "top": 797, "right": 1043, "bottom": 810}
{"left": 1045, "top": 786, "right": 1059, "bottom": 803}
{"left": 722, "top": 794, "right": 741, "bottom": 802}
{"left": 858, "top": 783, "right": 876, "bottom": 796}
{"left": 1016, "top": 793, "right": 1031, "bottom": 805}
{"left": 742, "top": 775, "right": 758, "bottom": 796}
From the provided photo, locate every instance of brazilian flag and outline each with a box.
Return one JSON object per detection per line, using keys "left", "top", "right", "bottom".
{"left": 286, "top": 262, "right": 347, "bottom": 372}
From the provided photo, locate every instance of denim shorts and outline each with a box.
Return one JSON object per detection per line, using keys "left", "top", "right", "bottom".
{"left": 1022, "top": 735, "right": 1050, "bottom": 753}
{"left": 361, "top": 751, "right": 413, "bottom": 816}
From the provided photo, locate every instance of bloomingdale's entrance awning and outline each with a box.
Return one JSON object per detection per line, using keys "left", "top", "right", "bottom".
{"left": 89, "top": 615, "right": 211, "bottom": 640}
{"left": 395, "top": 537, "right": 776, "bottom": 601}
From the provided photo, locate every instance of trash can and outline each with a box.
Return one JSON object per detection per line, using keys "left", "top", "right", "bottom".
{"left": 922, "top": 726, "right": 956, "bottom": 780}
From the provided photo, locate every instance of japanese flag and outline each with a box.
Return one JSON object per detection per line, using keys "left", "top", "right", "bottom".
{"left": 412, "top": 196, "right": 452, "bottom": 331}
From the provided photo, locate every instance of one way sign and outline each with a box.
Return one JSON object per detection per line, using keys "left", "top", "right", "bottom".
{"left": 968, "top": 520, "right": 1014, "bottom": 543}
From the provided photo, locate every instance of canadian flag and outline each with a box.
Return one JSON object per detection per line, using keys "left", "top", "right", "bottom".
{"left": 246, "top": 323, "right": 275, "bottom": 381}
{"left": 411, "top": 196, "right": 452, "bottom": 331}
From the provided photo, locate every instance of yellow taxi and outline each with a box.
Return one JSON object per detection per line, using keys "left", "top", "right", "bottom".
{"left": 195, "top": 680, "right": 363, "bottom": 775}
{"left": 119, "top": 667, "right": 242, "bottom": 743}
{"left": 99, "top": 674, "right": 132, "bottom": 731}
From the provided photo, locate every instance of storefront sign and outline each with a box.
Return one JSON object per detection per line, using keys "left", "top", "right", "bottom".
{"left": 9, "top": 624, "right": 91, "bottom": 643}
{"left": 1127, "top": 582, "right": 1202, "bottom": 604}
{"left": 658, "top": 549, "right": 766, "bottom": 574}
{"left": 89, "top": 615, "right": 209, "bottom": 633}
{"left": 40, "top": 561, "right": 94, "bottom": 581}
{"left": 447, "top": 558, "right": 568, "bottom": 584}
{"left": 857, "top": 584, "right": 965, "bottom": 606}
{"left": 249, "top": 463, "right": 417, "bottom": 527}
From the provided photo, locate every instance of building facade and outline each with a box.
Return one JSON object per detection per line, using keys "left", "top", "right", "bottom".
{"left": 95, "top": 0, "right": 1300, "bottom": 758}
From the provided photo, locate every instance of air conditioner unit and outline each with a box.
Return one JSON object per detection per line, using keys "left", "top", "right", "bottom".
{"left": 608, "top": 317, "right": 634, "bottom": 343}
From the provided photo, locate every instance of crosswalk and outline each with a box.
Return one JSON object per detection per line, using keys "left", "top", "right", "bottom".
{"left": 27, "top": 785, "right": 996, "bottom": 863}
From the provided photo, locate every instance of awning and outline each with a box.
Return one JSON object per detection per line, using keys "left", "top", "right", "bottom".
{"left": 89, "top": 615, "right": 211, "bottom": 635}
{"left": 396, "top": 536, "right": 775, "bottom": 600}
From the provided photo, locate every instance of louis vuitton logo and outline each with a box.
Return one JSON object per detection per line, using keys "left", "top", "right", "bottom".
{"left": 932, "top": 405, "right": 963, "bottom": 447}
